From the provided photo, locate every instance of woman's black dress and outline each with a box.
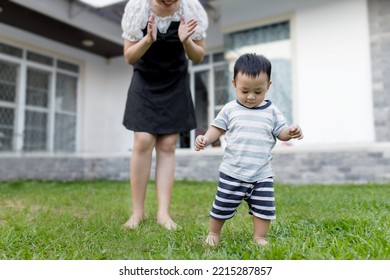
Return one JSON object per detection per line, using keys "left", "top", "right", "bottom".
{"left": 123, "top": 21, "right": 197, "bottom": 135}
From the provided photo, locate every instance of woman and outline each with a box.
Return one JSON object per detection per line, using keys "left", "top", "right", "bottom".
{"left": 121, "top": 0, "right": 208, "bottom": 230}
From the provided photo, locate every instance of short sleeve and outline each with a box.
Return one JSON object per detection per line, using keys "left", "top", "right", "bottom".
{"left": 121, "top": 0, "right": 149, "bottom": 41}
{"left": 212, "top": 106, "right": 229, "bottom": 131}
{"left": 272, "top": 105, "right": 288, "bottom": 137}
{"left": 182, "top": 0, "right": 209, "bottom": 40}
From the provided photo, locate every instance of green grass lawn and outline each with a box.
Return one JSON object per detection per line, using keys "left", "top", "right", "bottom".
{"left": 0, "top": 180, "right": 389, "bottom": 260}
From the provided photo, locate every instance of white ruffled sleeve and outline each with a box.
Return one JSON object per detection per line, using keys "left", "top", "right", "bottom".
{"left": 121, "top": 0, "right": 150, "bottom": 41}
{"left": 183, "top": 0, "right": 209, "bottom": 40}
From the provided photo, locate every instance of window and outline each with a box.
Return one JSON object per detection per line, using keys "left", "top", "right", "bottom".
{"left": 0, "top": 42, "right": 79, "bottom": 153}
{"left": 179, "top": 52, "right": 229, "bottom": 149}
{"left": 224, "top": 21, "right": 292, "bottom": 125}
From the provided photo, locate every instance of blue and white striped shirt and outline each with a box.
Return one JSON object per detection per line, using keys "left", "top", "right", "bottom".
{"left": 212, "top": 100, "right": 287, "bottom": 182}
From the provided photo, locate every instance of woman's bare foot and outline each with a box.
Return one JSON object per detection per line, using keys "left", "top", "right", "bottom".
{"left": 123, "top": 215, "right": 145, "bottom": 229}
{"left": 205, "top": 233, "right": 220, "bottom": 246}
{"left": 157, "top": 217, "right": 178, "bottom": 230}
{"left": 254, "top": 237, "right": 268, "bottom": 246}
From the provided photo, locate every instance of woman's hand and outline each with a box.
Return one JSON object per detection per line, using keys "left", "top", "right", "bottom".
{"left": 178, "top": 16, "right": 197, "bottom": 43}
{"left": 146, "top": 15, "right": 157, "bottom": 43}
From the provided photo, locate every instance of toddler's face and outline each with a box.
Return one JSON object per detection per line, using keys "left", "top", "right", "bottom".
{"left": 232, "top": 72, "right": 271, "bottom": 108}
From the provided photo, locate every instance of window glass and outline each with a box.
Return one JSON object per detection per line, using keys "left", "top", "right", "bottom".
{"left": 214, "top": 63, "right": 230, "bottom": 116}
{"left": 0, "top": 60, "right": 18, "bottom": 152}
{"left": 0, "top": 42, "right": 23, "bottom": 58}
{"left": 56, "top": 73, "right": 77, "bottom": 112}
{"left": 23, "top": 110, "right": 48, "bottom": 151}
{"left": 54, "top": 113, "right": 76, "bottom": 152}
{"left": 26, "top": 68, "right": 50, "bottom": 108}
{"left": 57, "top": 60, "right": 79, "bottom": 73}
{"left": 27, "top": 51, "right": 54, "bottom": 66}
{"left": 0, "top": 61, "right": 17, "bottom": 102}
{"left": 0, "top": 107, "right": 15, "bottom": 151}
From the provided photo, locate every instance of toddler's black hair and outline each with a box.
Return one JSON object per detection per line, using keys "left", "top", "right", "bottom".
{"left": 233, "top": 53, "right": 272, "bottom": 81}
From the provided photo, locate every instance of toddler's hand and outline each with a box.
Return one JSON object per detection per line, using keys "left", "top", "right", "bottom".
{"left": 195, "top": 135, "right": 207, "bottom": 151}
{"left": 289, "top": 125, "right": 303, "bottom": 140}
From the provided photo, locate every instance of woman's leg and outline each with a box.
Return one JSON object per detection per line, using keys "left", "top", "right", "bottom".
{"left": 155, "top": 133, "right": 178, "bottom": 230}
{"left": 124, "top": 132, "right": 156, "bottom": 229}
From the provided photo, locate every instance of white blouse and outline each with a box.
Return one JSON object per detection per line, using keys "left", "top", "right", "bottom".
{"left": 121, "top": 0, "right": 208, "bottom": 41}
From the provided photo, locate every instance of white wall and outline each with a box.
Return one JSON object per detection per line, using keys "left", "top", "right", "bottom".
{"left": 79, "top": 56, "right": 129, "bottom": 153}
{"left": 294, "top": 0, "right": 374, "bottom": 145}
{"left": 204, "top": 13, "right": 224, "bottom": 52}
{"left": 80, "top": 56, "right": 132, "bottom": 153}
{"left": 219, "top": 0, "right": 339, "bottom": 32}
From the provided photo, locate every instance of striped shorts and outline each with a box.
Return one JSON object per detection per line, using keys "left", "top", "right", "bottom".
{"left": 210, "top": 172, "right": 276, "bottom": 220}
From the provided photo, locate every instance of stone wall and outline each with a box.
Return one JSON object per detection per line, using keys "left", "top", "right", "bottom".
{"left": 368, "top": 0, "right": 390, "bottom": 141}
{"left": 175, "top": 145, "right": 390, "bottom": 184}
{"left": 1, "top": 144, "right": 390, "bottom": 184}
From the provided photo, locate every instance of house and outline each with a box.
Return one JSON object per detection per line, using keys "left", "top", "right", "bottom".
{"left": 0, "top": 0, "right": 389, "bottom": 183}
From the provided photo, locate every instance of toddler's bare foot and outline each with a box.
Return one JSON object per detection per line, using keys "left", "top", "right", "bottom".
{"left": 123, "top": 215, "right": 145, "bottom": 229}
{"left": 205, "top": 233, "right": 220, "bottom": 247}
{"left": 157, "top": 217, "right": 178, "bottom": 231}
{"left": 254, "top": 237, "right": 268, "bottom": 246}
